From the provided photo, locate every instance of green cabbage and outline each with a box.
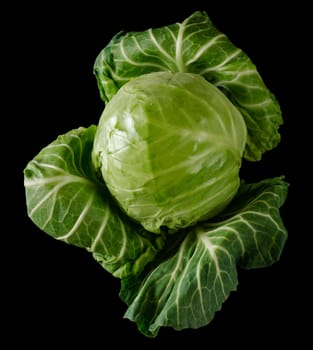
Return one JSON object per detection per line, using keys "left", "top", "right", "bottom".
{"left": 24, "top": 11, "right": 288, "bottom": 337}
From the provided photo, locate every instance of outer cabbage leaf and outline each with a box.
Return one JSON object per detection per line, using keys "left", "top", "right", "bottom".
{"left": 24, "top": 125, "right": 164, "bottom": 278}
{"left": 94, "top": 11, "right": 282, "bottom": 161}
{"left": 120, "top": 177, "right": 288, "bottom": 337}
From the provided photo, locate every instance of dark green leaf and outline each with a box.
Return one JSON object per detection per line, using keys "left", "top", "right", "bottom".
{"left": 120, "top": 177, "right": 288, "bottom": 337}
{"left": 94, "top": 11, "right": 282, "bottom": 161}
{"left": 24, "top": 126, "right": 164, "bottom": 278}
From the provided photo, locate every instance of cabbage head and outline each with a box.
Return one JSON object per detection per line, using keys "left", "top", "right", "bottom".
{"left": 92, "top": 71, "right": 247, "bottom": 233}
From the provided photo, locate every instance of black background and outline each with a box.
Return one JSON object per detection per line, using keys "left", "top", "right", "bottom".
{"left": 5, "top": 0, "right": 310, "bottom": 347}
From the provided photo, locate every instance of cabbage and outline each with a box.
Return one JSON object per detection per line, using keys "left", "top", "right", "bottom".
{"left": 24, "top": 11, "right": 288, "bottom": 337}
{"left": 93, "top": 71, "right": 247, "bottom": 233}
